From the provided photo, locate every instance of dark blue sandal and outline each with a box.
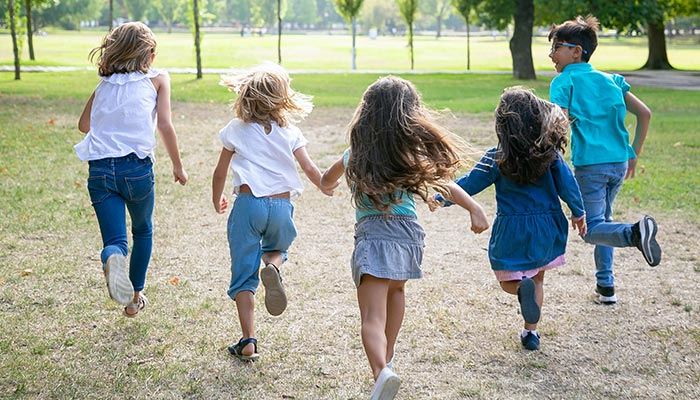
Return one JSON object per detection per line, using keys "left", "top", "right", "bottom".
{"left": 228, "top": 338, "right": 259, "bottom": 361}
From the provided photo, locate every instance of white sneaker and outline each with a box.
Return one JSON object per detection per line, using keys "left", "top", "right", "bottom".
{"left": 370, "top": 367, "right": 400, "bottom": 400}
{"left": 103, "top": 254, "right": 134, "bottom": 305}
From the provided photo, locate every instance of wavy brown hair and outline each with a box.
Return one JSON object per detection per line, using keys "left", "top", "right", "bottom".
{"left": 220, "top": 62, "right": 313, "bottom": 130}
{"left": 345, "top": 76, "right": 465, "bottom": 213}
{"left": 89, "top": 22, "right": 156, "bottom": 77}
{"left": 494, "top": 86, "right": 569, "bottom": 185}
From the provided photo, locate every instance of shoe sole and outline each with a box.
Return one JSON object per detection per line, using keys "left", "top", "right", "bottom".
{"left": 371, "top": 370, "right": 401, "bottom": 400}
{"left": 639, "top": 216, "right": 661, "bottom": 266}
{"left": 260, "top": 264, "right": 287, "bottom": 316}
{"left": 597, "top": 293, "right": 618, "bottom": 304}
{"left": 517, "top": 278, "right": 540, "bottom": 324}
{"left": 104, "top": 254, "right": 134, "bottom": 306}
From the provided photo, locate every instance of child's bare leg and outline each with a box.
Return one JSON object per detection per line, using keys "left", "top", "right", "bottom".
{"left": 234, "top": 290, "right": 256, "bottom": 356}
{"left": 385, "top": 280, "right": 406, "bottom": 364}
{"left": 500, "top": 274, "right": 544, "bottom": 331}
{"left": 262, "top": 251, "right": 284, "bottom": 268}
{"left": 357, "top": 275, "right": 390, "bottom": 380}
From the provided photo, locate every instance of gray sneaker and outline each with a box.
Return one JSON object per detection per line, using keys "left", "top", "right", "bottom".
{"left": 103, "top": 254, "right": 134, "bottom": 305}
{"left": 632, "top": 215, "right": 661, "bottom": 266}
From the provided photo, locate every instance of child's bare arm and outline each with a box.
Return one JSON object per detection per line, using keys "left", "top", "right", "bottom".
{"left": 624, "top": 91, "right": 652, "bottom": 179}
{"left": 294, "top": 146, "right": 336, "bottom": 196}
{"left": 443, "top": 181, "right": 489, "bottom": 234}
{"left": 78, "top": 91, "right": 95, "bottom": 133}
{"left": 321, "top": 157, "right": 345, "bottom": 192}
{"left": 152, "top": 73, "right": 187, "bottom": 185}
{"left": 212, "top": 148, "right": 234, "bottom": 214}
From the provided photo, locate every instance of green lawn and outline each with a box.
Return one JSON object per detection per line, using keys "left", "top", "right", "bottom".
{"left": 1, "top": 29, "right": 699, "bottom": 72}
{"left": 1, "top": 71, "right": 698, "bottom": 221}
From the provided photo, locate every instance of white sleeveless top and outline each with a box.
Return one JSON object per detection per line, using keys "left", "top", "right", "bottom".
{"left": 219, "top": 118, "right": 308, "bottom": 199}
{"left": 74, "top": 69, "right": 163, "bottom": 162}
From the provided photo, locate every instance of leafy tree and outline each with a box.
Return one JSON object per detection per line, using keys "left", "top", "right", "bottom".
{"left": 479, "top": 0, "right": 536, "bottom": 80}
{"left": 153, "top": 0, "right": 181, "bottom": 32}
{"left": 291, "top": 0, "right": 317, "bottom": 26}
{"left": 421, "top": 0, "right": 452, "bottom": 38}
{"left": 123, "top": 0, "right": 150, "bottom": 21}
{"left": 452, "top": 0, "right": 482, "bottom": 70}
{"left": 361, "top": 0, "right": 400, "bottom": 34}
{"left": 397, "top": 0, "right": 418, "bottom": 70}
{"left": 334, "top": 0, "right": 364, "bottom": 70}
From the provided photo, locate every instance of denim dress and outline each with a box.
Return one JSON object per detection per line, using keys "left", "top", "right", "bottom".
{"left": 440, "top": 148, "right": 585, "bottom": 272}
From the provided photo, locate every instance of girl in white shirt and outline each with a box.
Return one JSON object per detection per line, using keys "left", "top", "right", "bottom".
{"left": 76, "top": 22, "right": 187, "bottom": 317}
{"left": 212, "top": 63, "right": 336, "bottom": 361}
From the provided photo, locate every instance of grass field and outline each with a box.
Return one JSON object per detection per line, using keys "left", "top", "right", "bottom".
{"left": 1, "top": 42, "right": 700, "bottom": 398}
{"left": 1, "top": 29, "right": 700, "bottom": 72}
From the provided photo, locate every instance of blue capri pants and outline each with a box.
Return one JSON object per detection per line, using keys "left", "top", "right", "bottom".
{"left": 226, "top": 193, "right": 297, "bottom": 300}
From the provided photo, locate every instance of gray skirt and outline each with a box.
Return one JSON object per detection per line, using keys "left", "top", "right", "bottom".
{"left": 351, "top": 214, "right": 425, "bottom": 288}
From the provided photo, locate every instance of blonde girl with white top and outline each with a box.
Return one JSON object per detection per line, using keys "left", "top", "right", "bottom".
{"left": 76, "top": 22, "right": 188, "bottom": 317}
{"left": 211, "top": 63, "right": 336, "bottom": 361}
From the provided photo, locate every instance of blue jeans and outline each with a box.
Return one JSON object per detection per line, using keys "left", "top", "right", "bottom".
{"left": 87, "top": 154, "right": 155, "bottom": 292}
{"left": 226, "top": 194, "right": 297, "bottom": 300}
{"left": 575, "top": 162, "right": 634, "bottom": 288}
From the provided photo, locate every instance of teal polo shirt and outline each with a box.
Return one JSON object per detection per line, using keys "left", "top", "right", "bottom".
{"left": 549, "top": 62, "right": 637, "bottom": 167}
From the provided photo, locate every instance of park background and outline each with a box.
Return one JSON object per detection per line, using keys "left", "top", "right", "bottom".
{"left": 2, "top": 0, "right": 700, "bottom": 399}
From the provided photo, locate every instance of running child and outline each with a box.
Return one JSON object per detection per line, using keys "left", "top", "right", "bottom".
{"left": 321, "top": 76, "right": 489, "bottom": 399}
{"left": 548, "top": 15, "right": 659, "bottom": 304}
{"left": 76, "top": 22, "right": 188, "bottom": 317}
{"left": 212, "top": 63, "right": 335, "bottom": 361}
{"left": 430, "top": 87, "right": 587, "bottom": 350}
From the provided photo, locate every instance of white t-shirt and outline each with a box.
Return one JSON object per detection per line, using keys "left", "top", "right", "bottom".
{"left": 74, "top": 69, "right": 163, "bottom": 162}
{"left": 219, "top": 118, "right": 308, "bottom": 198}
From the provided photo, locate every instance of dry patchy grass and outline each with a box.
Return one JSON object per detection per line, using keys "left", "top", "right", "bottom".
{"left": 1, "top": 102, "right": 699, "bottom": 399}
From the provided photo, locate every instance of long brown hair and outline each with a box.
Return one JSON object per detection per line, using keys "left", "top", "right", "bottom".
{"left": 89, "top": 22, "right": 156, "bottom": 77}
{"left": 345, "top": 76, "right": 464, "bottom": 213}
{"left": 495, "top": 86, "right": 569, "bottom": 185}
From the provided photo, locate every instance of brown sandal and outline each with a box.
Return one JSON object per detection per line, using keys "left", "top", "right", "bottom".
{"left": 124, "top": 294, "right": 148, "bottom": 317}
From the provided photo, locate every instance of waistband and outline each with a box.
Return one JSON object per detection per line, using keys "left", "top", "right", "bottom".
{"left": 239, "top": 184, "right": 290, "bottom": 199}
{"left": 358, "top": 214, "right": 417, "bottom": 223}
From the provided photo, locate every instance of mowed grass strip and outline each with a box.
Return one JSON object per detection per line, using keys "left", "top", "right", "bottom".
{"left": 1, "top": 30, "right": 700, "bottom": 72}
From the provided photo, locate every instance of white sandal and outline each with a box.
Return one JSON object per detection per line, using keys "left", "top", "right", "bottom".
{"left": 124, "top": 294, "right": 148, "bottom": 318}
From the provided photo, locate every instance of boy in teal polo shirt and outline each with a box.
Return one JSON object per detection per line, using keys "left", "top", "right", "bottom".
{"left": 548, "top": 15, "right": 660, "bottom": 304}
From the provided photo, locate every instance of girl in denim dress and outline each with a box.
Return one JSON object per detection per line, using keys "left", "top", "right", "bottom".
{"left": 431, "top": 87, "right": 587, "bottom": 351}
{"left": 76, "top": 22, "right": 188, "bottom": 317}
{"left": 321, "top": 76, "right": 488, "bottom": 400}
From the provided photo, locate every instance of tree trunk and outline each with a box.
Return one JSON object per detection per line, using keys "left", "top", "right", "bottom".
{"left": 277, "top": 0, "right": 282, "bottom": 64}
{"left": 25, "top": 0, "right": 34, "bottom": 61}
{"left": 109, "top": 0, "right": 113, "bottom": 31}
{"left": 409, "top": 21, "right": 414, "bottom": 70}
{"left": 642, "top": 20, "right": 673, "bottom": 70}
{"left": 351, "top": 16, "right": 356, "bottom": 70}
{"left": 436, "top": 16, "right": 442, "bottom": 39}
{"left": 465, "top": 15, "right": 471, "bottom": 71}
{"left": 510, "top": 0, "right": 536, "bottom": 80}
{"left": 193, "top": 0, "right": 202, "bottom": 79}
{"left": 10, "top": 0, "right": 21, "bottom": 80}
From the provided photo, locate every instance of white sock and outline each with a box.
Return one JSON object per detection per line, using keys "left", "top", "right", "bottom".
{"left": 521, "top": 329, "right": 538, "bottom": 338}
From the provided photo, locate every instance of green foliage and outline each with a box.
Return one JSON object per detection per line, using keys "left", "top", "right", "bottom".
{"left": 333, "top": 0, "right": 364, "bottom": 22}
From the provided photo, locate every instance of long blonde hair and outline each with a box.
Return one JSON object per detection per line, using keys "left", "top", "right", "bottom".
{"left": 89, "top": 22, "right": 156, "bottom": 77}
{"left": 220, "top": 62, "right": 313, "bottom": 130}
